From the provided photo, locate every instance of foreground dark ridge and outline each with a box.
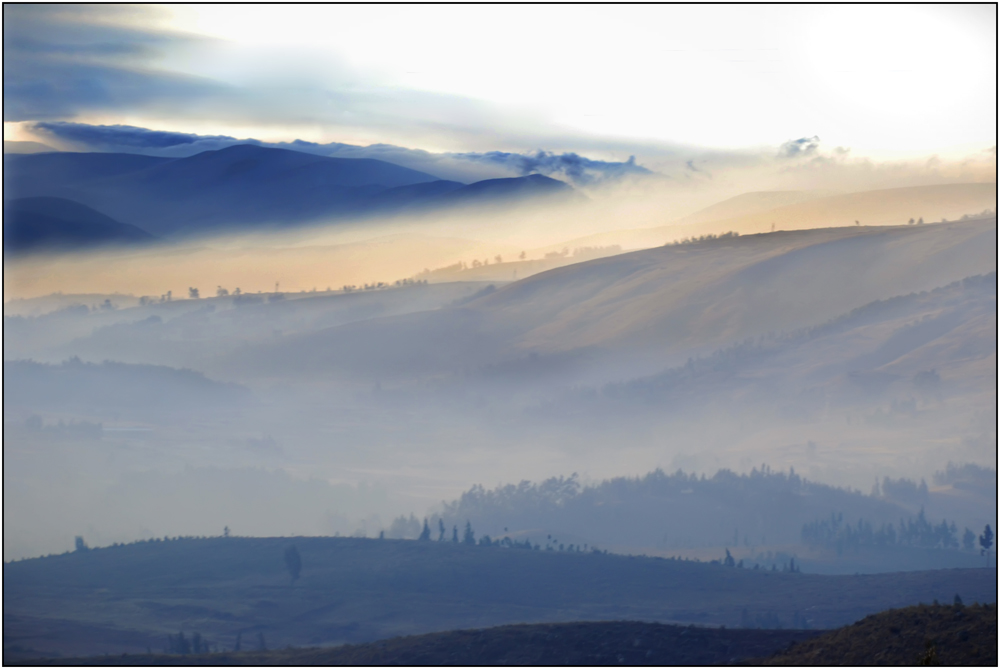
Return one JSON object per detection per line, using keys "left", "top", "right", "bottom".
{"left": 761, "top": 602, "right": 997, "bottom": 666}
{"left": 3, "top": 537, "right": 996, "bottom": 659}
{"left": 17, "top": 604, "right": 998, "bottom": 666}
{"left": 13, "top": 622, "right": 822, "bottom": 666}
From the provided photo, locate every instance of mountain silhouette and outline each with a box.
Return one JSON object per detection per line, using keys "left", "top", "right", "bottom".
{"left": 3, "top": 197, "right": 157, "bottom": 254}
{"left": 3, "top": 145, "right": 578, "bottom": 240}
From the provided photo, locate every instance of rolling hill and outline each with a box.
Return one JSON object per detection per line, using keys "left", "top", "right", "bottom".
{"left": 555, "top": 183, "right": 997, "bottom": 251}
{"left": 2, "top": 536, "right": 994, "bottom": 659}
{"left": 2, "top": 359, "right": 251, "bottom": 416}
{"left": 673, "top": 190, "right": 837, "bottom": 226}
{"left": 228, "top": 218, "right": 997, "bottom": 381}
{"left": 437, "top": 173, "right": 575, "bottom": 205}
{"left": 3, "top": 197, "right": 157, "bottom": 253}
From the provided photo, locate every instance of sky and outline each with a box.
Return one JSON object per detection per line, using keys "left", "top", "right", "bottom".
{"left": 4, "top": 4, "right": 997, "bottom": 168}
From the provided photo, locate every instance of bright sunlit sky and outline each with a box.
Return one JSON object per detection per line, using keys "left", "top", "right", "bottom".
{"left": 4, "top": 4, "right": 997, "bottom": 162}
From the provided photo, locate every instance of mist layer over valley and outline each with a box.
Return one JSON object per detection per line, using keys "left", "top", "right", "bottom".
{"left": 4, "top": 166, "right": 996, "bottom": 568}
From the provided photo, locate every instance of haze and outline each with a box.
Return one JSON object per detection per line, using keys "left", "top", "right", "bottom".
{"left": 2, "top": 1, "right": 996, "bottom": 638}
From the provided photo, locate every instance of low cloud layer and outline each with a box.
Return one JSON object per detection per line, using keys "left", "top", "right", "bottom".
{"left": 779, "top": 136, "right": 822, "bottom": 159}
{"left": 454, "top": 151, "right": 653, "bottom": 186}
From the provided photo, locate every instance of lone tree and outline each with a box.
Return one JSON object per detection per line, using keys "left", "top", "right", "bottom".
{"left": 463, "top": 521, "right": 476, "bottom": 545}
{"left": 284, "top": 545, "right": 302, "bottom": 582}
{"left": 418, "top": 519, "right": 432, "bottom": 541}
{"left": 438, "top": 518, "right": 446, "bottom": 541}
{"left": 188, "top": 287, "right": 200, "bottom": 299}
{"left": 74, "top": 536, "right": 89, "bottom": 552}
{"left": 979, "top": 525, "right": 994, "bottom": 556}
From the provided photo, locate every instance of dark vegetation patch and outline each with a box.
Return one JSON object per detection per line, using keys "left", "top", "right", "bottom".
{"left": 759, "top": 602, "right": 997, "bottom": 665}
{"left": 15, "top": 621, "right": 822, "bottom": 666}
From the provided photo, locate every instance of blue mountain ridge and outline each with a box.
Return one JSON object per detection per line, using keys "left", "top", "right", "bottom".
{"left": 3, "top": 144, "right": 576, "bottom": 241}
{"left": 3, "top": 196, "right": 157, "bottom": 254}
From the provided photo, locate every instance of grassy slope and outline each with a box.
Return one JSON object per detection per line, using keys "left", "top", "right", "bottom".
{"left": 239, "top": 219, "right": 996, "bottom": 379}
{"left": 557, "top": 183, "right": 997, "bottom": 251}
{"left": 761, "top": 602, "right": 998, "bottom": 665}
{"left": 3, "top": 537, "right": 995, "bottom": 659}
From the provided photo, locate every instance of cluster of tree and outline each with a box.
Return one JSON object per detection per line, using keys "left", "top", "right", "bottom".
{"left": 957, "top": 208, "right": 996, "bottom": 221}
{"left": 23, "top": 415, "right": 102, "bottom": 439}
{"left": 66, "top": 531, "right": 251, "bottom": 555}
{"left": 387, "top": 516, "right": 593, "bottom": 552}
{"left": 933, "top": 462, "right": 997, "bottom": 493}
{"left": 139, "top": 291, "right": 173, "bottom": 304}
{"left": 666, "top": 231, "right": 740, "bottom": 246}
{"left": 166, "top": 631, "right": 212, "bottom": 655}
{"left": 572, "top": 245, "right": 622, "bottom": 258}
{"left": 434, "top": 466, "right": 916, "bottom": 550}
{"left": 342, "top": 279, "right": 427, "bottom": 293}
{"left": 165, "top": 630, "right": 266, "bottom": 654}
{"left": 406, "top": 518, "right": 542, "bottom": 550}
{"left": 873, "top": 476, "right": 929, "bottom": 507}
{"left": 393, "top": 278, "right": 428, "bottom": 287}
{"left": 720, "top": 548, "right": 799, "bottom": 572}
{"left": 801, "top": 510, "right": 993, "bottom": 554}
{"left": 233, "top": 293, "right": 265, "bottom": 306}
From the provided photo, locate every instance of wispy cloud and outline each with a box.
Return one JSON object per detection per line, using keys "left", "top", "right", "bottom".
{"left": 778, "top": 136, "right": 821, "bottom": 159}
{"left": 453, "top": 151, "right": 653, "bottom": 186}
{"left": 3, "top": 5, "right": 220, "bottom": 122}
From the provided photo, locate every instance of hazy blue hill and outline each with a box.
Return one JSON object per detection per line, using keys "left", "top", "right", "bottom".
{"left": 2, "top": 358, "right": 251, "bottom": 416}
{"left": 5, "top": 282, "right": 499, "bottom": 372}
{"left": 117, "top": 144, "right": 442, "bottom": 192}
{"left": 365, "top": 178, "right": 467, "bottom": 207}
{"left": 2, "top": 536, "right": 994, "bottom": 659}
{"left": 439, "top": 173, "right": 575, "bottom": 205}
{"left": 3, "top": 197, "right": 157, "bottom": 253}
{"left": 2, "top": 140, "right": 60, "bottom": 154}
{"left": 2, "top": 146, "right": 580, "bottom": 239}
{"left": 3, "top": 152, "right": 169, "bottom": 197}
{"left": 438, "top": 468, "right": 916, "bottom": 553}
